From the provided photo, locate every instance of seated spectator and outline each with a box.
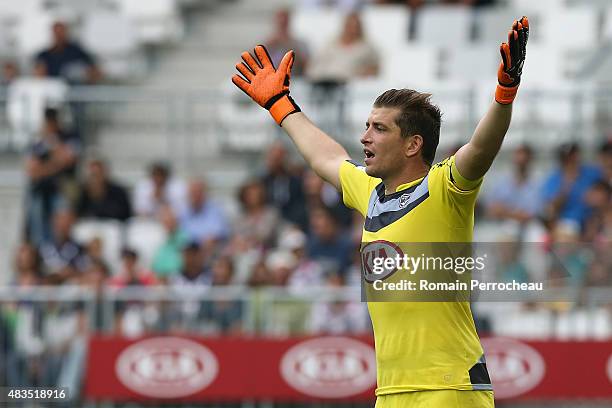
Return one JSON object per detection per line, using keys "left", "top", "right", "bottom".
{"left": 301, "top": 169, "right": 352, "bottom": 228}
{"left": 309, "top": 273, "right": 369, "bottom": 334}
{"left": 485, "top": 144, "right": 541, "bottom": 224}
{"left": 25, "top": 109, "right": 81, "bottom": 245}
{"left": 265, "top": 8, "right": 309, "bottom": 77}
{"left": 7, "top": 62, "right": 68, "bottom": 151}
{"left": 169, "top": 241, "right": 212, "bottom": 288}
{"left": 35, "top": 21, "right": 102, "bottom": 84}
{"left": 109, "top": 248, "right": 158, "bottom": 288}
{"left": 151, "top": 206, "right": 188, "bottom": 281}
{"left": 12, "top": 243, "right": 43, "bottom": 285}
{"left": 76, "top": 158, "right": 132, "bottom": 221}
{"left": 234, "top": 179, "right": 281, "bottom": 249}
{"left": 133, "top": 161, "right": 186, "bottom": 218}
{"left": 307, "top": 206, "right": 353, "bottom": 276}
{"left": 541, "top": 143, "right": 602, "bottom": 229}
{"left": 282, "top": 228, "right": 325, "bottom": 290}
{"left": 201, "top": 256, "right": 243, "bottom": 334}
{"left": 582, "top": 181, "right": 611, "bottom": 243}
{"left": 179, "top": 179, "right": 230, "bottom": 250}
{"left": 168, "top": 242, "right": 212, "bottom": 331}
{"left": 39, "top": 208, "right": 88, "bottom": 284}
{"left": 259, "top": 141, "right": 306, "bottom": 227}
{"left": 1, "top": 61, "right": 19, "bottom": 86}
{"left": 598, "top": 138, "right": 612, "bottom": 185}
{"left": 307, "top": 12, "right": 380, "bottom": 82}
{"left": 266, "top": 250, "right": 297, "bottom": 286}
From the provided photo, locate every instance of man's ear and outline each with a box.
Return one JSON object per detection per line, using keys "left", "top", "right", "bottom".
{"left": 404, "top": 134, "right": 424, "bottom": 159}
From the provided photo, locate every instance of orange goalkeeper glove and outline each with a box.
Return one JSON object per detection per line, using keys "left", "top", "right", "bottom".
{"left": 496, "top": 16, "right": 529, "bottom": 105}
{"left": 231, "top": 44, "right": 300, "bottom": 125}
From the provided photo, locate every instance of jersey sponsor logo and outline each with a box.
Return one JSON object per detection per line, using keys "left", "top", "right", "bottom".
{"left": 361, "top": 240, "right": 404, "bottom": 282}
{"left": 398, "top": 193, "right": 411, "bottom": 209}
{"left": 481, "top": 338, "right": 545, "bottom": 399}
{"left": 115, "top": 337, "right": 219, "bottom": 398}
{"left": 280, "top": 337, "right": 376, "bottom": 398}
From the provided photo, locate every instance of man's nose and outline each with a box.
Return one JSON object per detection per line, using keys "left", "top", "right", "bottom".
{"left": 360, "top": 129, "right": 372, "bottom": 145}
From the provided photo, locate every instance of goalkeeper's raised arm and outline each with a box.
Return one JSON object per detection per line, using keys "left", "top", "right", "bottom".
{"left": 231, "top": 45, "right": 349, "bottom": 190}
{"left": 455, "top": 16, "right": 529, "bottom": 181}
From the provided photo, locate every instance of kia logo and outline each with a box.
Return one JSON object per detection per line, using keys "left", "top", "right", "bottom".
{"left": 361, "top": 240, "right": 404, "bottom": 282}
{"left": 482, "top": 338, "right": 545, "bottom": 399}
{"left": 115, "top": 337, "right": 218, "bottom": 398}
{"left": 280, "top": 337, "right": 376, "bottom": 398}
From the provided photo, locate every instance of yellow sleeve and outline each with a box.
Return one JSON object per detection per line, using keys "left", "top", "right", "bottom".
{"left": 428, "top": 155, "right": 483, "bottom": 221}
{"left": 338, "top": 160, "right": 379, "bottom": 216}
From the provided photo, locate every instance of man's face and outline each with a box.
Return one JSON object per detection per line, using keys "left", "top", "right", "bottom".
{"left": 360, "top": 107, "right": 410, "bottom": 180}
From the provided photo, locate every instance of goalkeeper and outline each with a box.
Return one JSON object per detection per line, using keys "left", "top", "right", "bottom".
{"left": 233, "top": 17, "right": 529, "bottom": 408}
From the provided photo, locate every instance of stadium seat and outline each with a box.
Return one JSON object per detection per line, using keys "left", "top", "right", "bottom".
{"left": 444, "top": 45, "right": 498, "bottom": 83}
{"left": 217, "top": 82, "right": 275, "bottom": 151}
{"left": 14, "top": 12, "right": 54, "bottom": 59}
{"left": 81, "top": 11, "right": 147, "bottom": 80}
{"left": 382, "top": 45, "right": 439, "bottom": 86}
{"left": 475, "top": 8, "right": 520, "bottom": 47}
{"left": 125, "top": 218, "right": 167, "bottom": 270}
{"left": 72, "top": 219, "right": 124, "bottom": 270}
{"left": 414, "top": 5, "right": 472, "bottom": 47}
{"left": 0, "top": 0, "right": 45, "bottom": 23}
{"left": 519, "top": 45, "right": 564, "bottom": 87}
{"left": 508, "top": 0, "right": 565, "bottom": 14}
{"left": 538, "top": 8, "right": 598, "bottom": 50}
{"left": 113, "top": 0, "right": 184, "bottom": 45}
{"left": 290, "top": 8, "right": 343, "bottom": 55}
{"left": 361, "top": 5, "right": 410, "bottom": 55}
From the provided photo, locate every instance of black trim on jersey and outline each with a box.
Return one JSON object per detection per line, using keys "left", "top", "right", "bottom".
{"left": 469, "top": 361, "right": 492, "bottom": 386}
{"left": 364, "top": 192, "right": 430, "bottom": 232}
{"left": 375, "top": 179, "right": 424, "bottom": 203}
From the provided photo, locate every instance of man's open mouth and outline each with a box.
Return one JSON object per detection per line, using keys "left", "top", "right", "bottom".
{"left": 364, "top": 149, "right": 375, "bottom": 159}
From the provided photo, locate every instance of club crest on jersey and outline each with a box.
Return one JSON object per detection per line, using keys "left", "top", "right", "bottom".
{"left": 398, "top": 193, "right": 411, "bottom": 209}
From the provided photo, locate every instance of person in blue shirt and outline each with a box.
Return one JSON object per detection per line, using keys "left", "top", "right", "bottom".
{"left": 541, "top": 142, "right": 602, "bottom": 228}
{"left": 35, "top": 21, "right": 102, "bottom": 84}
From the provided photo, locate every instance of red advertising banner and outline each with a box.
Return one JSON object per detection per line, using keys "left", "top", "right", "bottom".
{"left": 84, "top": 335, "right": 612, "bottom": 402}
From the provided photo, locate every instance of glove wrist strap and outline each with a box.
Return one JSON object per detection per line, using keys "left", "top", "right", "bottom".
{"left": 495, "top": 84, "right": 519, "bottom": 105}
{"left": 269, "top": 94, "right": 301, "bottom": 125}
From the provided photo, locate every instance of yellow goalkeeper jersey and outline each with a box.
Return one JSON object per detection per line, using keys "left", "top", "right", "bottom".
{"left": 339, "top": 155, "right": 492, "bottom": 396}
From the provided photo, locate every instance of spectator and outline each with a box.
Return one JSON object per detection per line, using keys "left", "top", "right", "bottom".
{"left": 7, "top": 62, "right": 68, "bottom": 151}
{"left": 109, "top": 248, "right": 158, "bottom": 288}
{"left": 168, "top": 242, "right": 212, "bottom": 331}
{"left": 307, "top": 12, "right": 380, "bottom": 82}
{"left": 260, "top": 141, "right": 306, "bottom": 226}
{"left": 265, "top": 8, "right": 309, "bottom": 76}
{"left": 13, "top": 243, "right": 43, "bottom": 284}
{"left": 234, "top": 179, "right": 281, "bottom": 248}
{"left": 307, "top": 206, "right": 353, "bottom": 276}
{"left": 76, "top": 158, "right": 132, "bottom": 222}
{"left": 201, "top": 256, "right": 243, "bottom": 334}
{"left": 598, "top": 138, "right": 612, "bottom": 185}
{"left": 39, "top": 208, "right": 88, "bottom": 284}
{"left": 282, "top": 228, "right": 325, "bottom": 290}
{"left": 179, "top": 178, "right": 230, "bottom": 249}
{"left": 25, "top": 110, "right": 81, "bottom": 245}
{"left": 309, "top": 273, "right": 369, "bottom": 334}
{"left": 133, "top": 161, "right": 186, "bottom": 218}
{"left": 541, "top": 143, "right": 602, "bottom": 229}
{"left": 1, "top": 61, "right": 19, "bottom": 86}
{"left": 35, "top": 21, "right": 101, "bottom": 84}
{"left": 266, "top": 250, "right": 297, "bottom": 286}
{"left": 151, "top": 206, "right": 188, "bottom": 281}
{"left": 301, "top": 169, "right": 352, "bottom": 228}
{"left": 485, "top": 144, "right": 542, "bottom": 224}
{"left": 169, "top": 242, "right": 212, "bottom": 288}
{"left": 582, "top": 181, "right": 611, "bottom": 243}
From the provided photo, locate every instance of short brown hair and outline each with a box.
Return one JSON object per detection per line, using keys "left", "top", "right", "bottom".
{"left": 374, "top": 89, "right": 441, "bottom": 166}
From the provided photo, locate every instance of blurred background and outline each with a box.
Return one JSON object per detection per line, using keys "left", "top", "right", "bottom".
{"left": 0, "top": 0, "right": 610, "bottom": 407}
